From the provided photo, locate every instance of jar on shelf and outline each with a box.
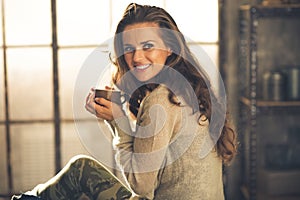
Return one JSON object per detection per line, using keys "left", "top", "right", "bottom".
{"left": 287, "top": 67, "right": 300, "bottom": 101}
{"left": 263, "top": 70, "right": 286, "bottom": 101}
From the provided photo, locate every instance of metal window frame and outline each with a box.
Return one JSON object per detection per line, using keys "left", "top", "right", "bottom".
{"left": 0, "top": 0, "right": 219, "bottom": 198}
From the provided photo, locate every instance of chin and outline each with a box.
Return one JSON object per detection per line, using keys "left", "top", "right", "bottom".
{"left": 133, "top": 74, "right": 152, "bottom": 82}
{"left": 136, "top": 77, "right": 150, "bottom": 82}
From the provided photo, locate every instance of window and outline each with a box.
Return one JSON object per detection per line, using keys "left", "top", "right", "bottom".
{"left": 0, "top": 0, "right": 218, "bottom": 196}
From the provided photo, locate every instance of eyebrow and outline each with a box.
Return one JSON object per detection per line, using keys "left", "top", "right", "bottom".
{"left": 123, "top": 40, "right": 155, "bottom": 46}
{"left": 141, "top": 40, "right": 155, "bottom": 44}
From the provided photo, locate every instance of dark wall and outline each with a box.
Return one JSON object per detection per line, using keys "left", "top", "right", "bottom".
{"left": 220, "top": 1, "right": 300, "bottom": 199}
{"left": 219, "top": 0, "right": 242, "bottom": 199}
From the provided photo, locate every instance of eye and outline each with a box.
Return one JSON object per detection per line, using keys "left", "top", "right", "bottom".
{"left": 143, "top": 43, "right": 154, "bottom": 50}
{"left": 124, "top": 46, "right": 134, "bottom": 53}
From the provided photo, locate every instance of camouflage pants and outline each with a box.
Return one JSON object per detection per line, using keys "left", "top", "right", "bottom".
{"left": 35, "top": 155, "right": 132, "bottom": 200}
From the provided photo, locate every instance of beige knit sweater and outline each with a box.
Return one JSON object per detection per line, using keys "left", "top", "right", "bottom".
{"left": 110, "top": 85, "right": 224, "bottom": 200}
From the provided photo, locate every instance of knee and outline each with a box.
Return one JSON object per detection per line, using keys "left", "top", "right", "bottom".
{"left": 68, "top": 154, "right": 95, "bottom": 168}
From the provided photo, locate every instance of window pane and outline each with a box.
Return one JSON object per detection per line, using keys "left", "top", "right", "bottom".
{"left": 189, "top": 44, "right": 219, "bottom": 92}
{"left": 59, "top": 48, "right": 95, "bottom": 120}
{"left": 200, "top": 44, "right": 219, "bottom": 67}
{"left": 61, "top": 122, "right": 90, "bottom": 165}
{"left": 111, "top": 0, "right": 164, "bottom": 32}
{"left": 165, "top": 0, "right": 218, "bottom": 43}
{"left": 7, "top": 48, "right": 53, "bottom": 120}
{"left": 189, "top": 44, "right": 219, "bottom": 66}
{"left": 57, "top": 0, "right": 110, "bottom": 46}
{"left": 0, "top": 48, "right": 4, "bottom": 121}
{"left": 0, "top": 125, "right": 8, "bottom": 193}
{"left": 0, "top": 4, "right": 3, "bottom": 46}
{"left": 75, "top": 120, "right": 115, "bottom": 168}
{"left": 5, "top": 0, "right": 51, "bottom": 45}
{"left": 60, "top": 46, "right": 113, "bottom": 120}
{"left": 11, "top": 123, "right": 55, "bottom": 192}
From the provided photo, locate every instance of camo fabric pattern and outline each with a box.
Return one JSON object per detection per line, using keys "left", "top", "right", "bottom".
{"left": 37, "top": 155, "right": 132, "bottom": 200}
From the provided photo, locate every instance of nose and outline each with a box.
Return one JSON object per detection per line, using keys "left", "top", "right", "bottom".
{"left": 132, "top": 49, "right": 145, "bottom": 63}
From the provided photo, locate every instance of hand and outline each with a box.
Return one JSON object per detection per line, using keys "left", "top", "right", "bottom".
{"left": 85, "top": 88, "right": 125, "bottom": 121}
{"left": 104, "top": 86, "right": 114, "bottom": 90}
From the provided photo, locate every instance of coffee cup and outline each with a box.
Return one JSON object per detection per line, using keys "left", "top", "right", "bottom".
{"left": 95, "top": 89, "right": 126, "bottom": 105}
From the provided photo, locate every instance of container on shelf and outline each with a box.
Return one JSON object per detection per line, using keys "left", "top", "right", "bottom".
{"left": 263, "top": 70, "right": 286, "bottom": 101}
{"left": 287, "top": 67, "right": 300, "bottom": 101}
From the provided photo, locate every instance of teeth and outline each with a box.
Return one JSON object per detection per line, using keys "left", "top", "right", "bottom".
{"left": 136, "top": 64, "right": 150, "bottom": 70}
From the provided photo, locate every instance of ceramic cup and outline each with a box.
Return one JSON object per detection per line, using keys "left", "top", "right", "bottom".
{"left": 95, "top": 89, "right": 126, "bottom": 105}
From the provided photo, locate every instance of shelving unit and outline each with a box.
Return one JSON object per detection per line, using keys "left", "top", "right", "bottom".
{"left": 240, "top": 97, "right": 300, "bottom": 107}
{"left": 238, "top": 4, "right": 300, "bottom": 200}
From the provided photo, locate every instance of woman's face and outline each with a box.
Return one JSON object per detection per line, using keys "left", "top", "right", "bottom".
{"left": 122, "top": 22, "right": 172, "bottom": 82}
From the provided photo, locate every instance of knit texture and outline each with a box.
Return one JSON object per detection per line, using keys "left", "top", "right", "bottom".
{"left": 111, "top": 85, "right": 224, "bottom": 200}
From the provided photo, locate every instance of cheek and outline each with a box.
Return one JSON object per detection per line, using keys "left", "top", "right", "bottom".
{"left": 124, "top": 55, "right": 133, "bottom": 68}
{"left": 152, "top": 51, "right": 169, "bottom": 65}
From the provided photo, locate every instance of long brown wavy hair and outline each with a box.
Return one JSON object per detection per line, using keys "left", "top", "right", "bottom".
{"left": 112, "top": 3, "right": 237, "bottom": 164}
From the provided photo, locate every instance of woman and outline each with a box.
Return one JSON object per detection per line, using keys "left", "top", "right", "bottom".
{"left": 12, "top": 3, "right": 236, "bottom": 200}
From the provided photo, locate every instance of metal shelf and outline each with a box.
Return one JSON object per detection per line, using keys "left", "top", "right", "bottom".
{"left": 238, "top": 4, "right": 300, "bottom": 200}
{"left": 240, "top": 97, "right": 300, "bottom": 107}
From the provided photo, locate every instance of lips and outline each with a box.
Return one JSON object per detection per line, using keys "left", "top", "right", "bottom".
{"left": 135, "top": 64, "right": 151, "bottom": 71}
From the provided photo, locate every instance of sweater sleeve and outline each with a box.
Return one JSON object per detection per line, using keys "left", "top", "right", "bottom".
{"left": 109, "top": 87, "right": 181, "bottom": 199}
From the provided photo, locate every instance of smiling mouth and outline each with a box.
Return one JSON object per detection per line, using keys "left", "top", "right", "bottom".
{"left": 135, "top": 64, "right": 151, "bottom": 70}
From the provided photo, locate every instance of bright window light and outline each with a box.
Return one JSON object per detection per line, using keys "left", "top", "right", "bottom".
{"left": 165, "top": 0, "right": 218, "bottom": 43}
{"left": 110, "top": 0, "right": 218, "bottom": 43}
{"left": 57, "top": 0, "right": 110, "bottom": 46}
{"left": 5, "top": 0, "right": 52, "bottom": 45}
{"left": 0, "top": 0, "right": 220, "bottom": 193}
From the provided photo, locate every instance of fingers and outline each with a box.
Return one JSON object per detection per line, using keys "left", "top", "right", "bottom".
{"left": 94, "top": 106, "right": 114, "bottom": 120}
{"left": 85, "top": 100, "right": 113, "bottom": 120}
{"left": 85, "top": 89, "right": 95, "bottom": 104}
{"left": 105, "top": 86, "right": 114, "bottom": 90}
{"left": 94, "top": 97, "right": 112, "bottom": 108}
{"left": 85, "top": 88, "right": 115, "bottom": 120}
{"left": 94, "top": 98, "right": 124, "bottom": 119}
{"left": 85, "top": 97, "right": 96, "bottom": 116}
{"left": 85, "top": 87, "right": 125, "bottom": 120}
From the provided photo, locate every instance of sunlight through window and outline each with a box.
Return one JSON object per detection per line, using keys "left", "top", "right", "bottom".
{"left": 5, "top": 0, "right": 51, "bottom": 45}
{"left": 0, "top": 0, "right": 219, "bottom": 194}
